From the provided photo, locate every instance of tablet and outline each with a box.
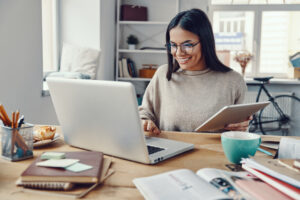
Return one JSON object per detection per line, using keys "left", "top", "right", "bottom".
{"left": 194, "top": 101, "right": 270, "bottom": 132}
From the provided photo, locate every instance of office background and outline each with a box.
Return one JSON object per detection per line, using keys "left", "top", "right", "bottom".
{"left": 1, "top": 0, "right": 300, "bottom": 135}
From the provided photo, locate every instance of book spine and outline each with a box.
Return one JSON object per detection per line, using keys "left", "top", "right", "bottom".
{"left": 127, "top": 61, "right": 133, "bottom": 77}
{"left": 122, "top": 58, "right": 131, "bottom": 78}
{"left": 128, "top": 59, "right": 136, "bottom": 77}
{"left": 118, "top": 60, "right": 124, "bottom": 77}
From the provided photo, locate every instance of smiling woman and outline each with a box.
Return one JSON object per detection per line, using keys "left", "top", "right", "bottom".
{"left": 138, "top": 8, "right": 250, "bottom": 133}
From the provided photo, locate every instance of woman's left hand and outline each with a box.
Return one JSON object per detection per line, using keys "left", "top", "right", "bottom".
{"left": 224, "top": 116, "right": 253, "bottom": 131}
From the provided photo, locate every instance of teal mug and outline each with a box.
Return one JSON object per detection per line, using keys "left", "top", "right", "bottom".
{"left": 221, "top": 131, "right": 261, "bottom": 164}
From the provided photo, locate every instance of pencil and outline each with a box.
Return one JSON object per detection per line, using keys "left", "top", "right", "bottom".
{"left": 12, "top": 112, "right": 15, "bottom": 128}
{"left": 257, "top": 147, "right": 273, "bottom": 156}
{"left": 0, "top": 104, "right": 12, "bottom": 126}
{"left": 0, "top": 114, "right": 6, "bottom": 125}
{"left": 13, "top": 111, "right": 29, "bottom": 152}
{"left": 15, "top": 111, "right": 19, "bottom": 128}
{"left": 11, "top": 112, "right": 15, "bottom": 155}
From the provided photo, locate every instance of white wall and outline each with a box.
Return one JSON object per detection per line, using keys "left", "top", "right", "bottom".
{"left": 0, "top": 0, "right": 116, "bottom": 125}
{"left": 59, "top": 0, "right": 115, "bottom": 80}
{"left": 59, "top": 0, "right": 100, "bottom": 50}
{"left": 0, "top": 0, "right": 58, "bottom": 125}
{"left": 98, "top": 0, "right": 116, "bottom": 80}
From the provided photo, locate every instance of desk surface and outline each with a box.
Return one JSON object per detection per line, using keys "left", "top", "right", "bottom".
{"left": 0, "top": 130, "right": 280, "bottom": 200}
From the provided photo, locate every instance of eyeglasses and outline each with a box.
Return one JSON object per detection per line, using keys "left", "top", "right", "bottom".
{"left": 165, "top": 41, "right": 200, "bottom": 54}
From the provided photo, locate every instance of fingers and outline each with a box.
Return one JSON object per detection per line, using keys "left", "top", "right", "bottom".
{"left": 143, "top": 120, "right": 148, "bottom": 131}
{"left": 153, "top": 126, "right": 161, "bottom": 135}
{"left": 142, "top": 120, "right": 161, "bottom": 135}
{"left": 225, "top": 120, "right": 249, "bottom": 131}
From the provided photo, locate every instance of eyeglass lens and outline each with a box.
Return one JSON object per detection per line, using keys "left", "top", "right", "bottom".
{"left": 166, "top": 42, "right": 198, "bottom": 54}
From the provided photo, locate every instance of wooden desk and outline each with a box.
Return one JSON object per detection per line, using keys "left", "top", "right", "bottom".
{"left": 0, "top": 131, "right": 277, "bottom": 199}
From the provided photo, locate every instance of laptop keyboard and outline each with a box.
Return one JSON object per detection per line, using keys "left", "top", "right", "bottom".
{"left": 147, "top": 145, "right": 164, "bottom": 155}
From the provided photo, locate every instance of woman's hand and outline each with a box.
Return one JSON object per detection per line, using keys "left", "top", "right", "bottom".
{"left": 224, "top": 116, "right": 253, "bottom": 132}
{"left": 142, "top": 120, "right": 161, "bottom": 135}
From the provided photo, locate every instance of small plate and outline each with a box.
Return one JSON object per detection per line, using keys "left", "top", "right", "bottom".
{"left": 33, "top": 133, "right": 60, "bottom": 148}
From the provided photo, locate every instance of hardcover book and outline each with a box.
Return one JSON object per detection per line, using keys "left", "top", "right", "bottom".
{"left": 21, "top": 151, "right": 103, "bottom": 183}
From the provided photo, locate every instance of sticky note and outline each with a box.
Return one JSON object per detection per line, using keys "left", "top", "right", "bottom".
{"left": 66, "top": 162, "right": 93, "bottom": 172}
{"left": 41, "top": 152, "right": 66, "bottom": 160}
{"left": 36, "top": 159, "right": 79, "bottom": 168}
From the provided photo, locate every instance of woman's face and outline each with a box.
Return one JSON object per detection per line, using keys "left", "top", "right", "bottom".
{"left": 169, "top": 26, "right": 206, "bottom": 71}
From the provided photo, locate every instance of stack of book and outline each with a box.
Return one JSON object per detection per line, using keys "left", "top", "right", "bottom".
{"left": 16, "top": 151, "right": 114, "bottom": 198}
{"left": 118, "top": 58, "right": 137, "bottom": 78}
{"left": 241, "top": 157, "right": 300, "bottom": 199}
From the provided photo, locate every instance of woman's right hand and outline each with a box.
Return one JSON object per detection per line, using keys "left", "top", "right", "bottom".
{"left": 142, "top": 120, "right": 161, "bottom": 135}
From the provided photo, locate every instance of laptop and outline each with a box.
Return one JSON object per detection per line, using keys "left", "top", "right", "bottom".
{"left": 47, "top": 78, "right": 194, "bottom": 164}
{"left": 194, "top": 101, "right": 270, "bottom": 132}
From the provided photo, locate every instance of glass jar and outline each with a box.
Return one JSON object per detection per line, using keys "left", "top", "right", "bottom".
{"left": 1, "top": 123, "right": 33, "bottom": 161}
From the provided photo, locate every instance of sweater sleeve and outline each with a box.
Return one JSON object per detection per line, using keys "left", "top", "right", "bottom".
{"left": 138, "top": 71, "right": 161, "bottom": 124}
{"left": 234, "top": 76, "right": 247, "bottom": 104}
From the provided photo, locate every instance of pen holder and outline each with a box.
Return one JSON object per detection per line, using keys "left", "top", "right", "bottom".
{"left": 1, "top": 123, "right": 34, "bottom": 161}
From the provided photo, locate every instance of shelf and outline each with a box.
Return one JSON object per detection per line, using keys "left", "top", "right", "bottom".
{"left": 118, "top": 77, "right": 152, "bottom": 82}
{"left": 118, "top": 21, "right": 169, "bottom": 25}
{"left": 118, "top": 49, "right": 167, "bottom": 54}
{"left": 116, "top": 0, "right": 180, "bottom": 94}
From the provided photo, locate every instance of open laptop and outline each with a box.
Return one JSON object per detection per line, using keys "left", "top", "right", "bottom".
{"left": 47, "top": 78, "right": 194, "bottom": 164}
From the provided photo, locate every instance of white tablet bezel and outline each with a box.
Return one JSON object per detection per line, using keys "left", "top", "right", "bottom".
{"left": 194, "top": 101, "right": 270, "bottom": 132}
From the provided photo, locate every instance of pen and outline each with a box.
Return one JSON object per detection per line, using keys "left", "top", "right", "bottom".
{"left": 18, "top": 115, "right": 24, "bottom": 128}
{"left": 257, "top": 147, "right": 273, "bottom": 156}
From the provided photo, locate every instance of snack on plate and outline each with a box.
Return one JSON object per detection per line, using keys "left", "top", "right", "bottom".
{"left": 33, "top": 126, "right": 56, "bottom": 141}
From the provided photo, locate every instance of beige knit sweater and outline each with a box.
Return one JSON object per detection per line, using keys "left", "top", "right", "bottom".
{"left": 138, "top": 64, "right": 247, "bottom": 132}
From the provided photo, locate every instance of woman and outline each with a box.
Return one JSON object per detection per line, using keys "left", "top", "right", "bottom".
{"left": 139, "top": 8, "right": 249, "bottom": 134}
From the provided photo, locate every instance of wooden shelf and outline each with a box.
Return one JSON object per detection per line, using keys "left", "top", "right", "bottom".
{"left": 115, "top": 0, "right": 180, "bottom": 93}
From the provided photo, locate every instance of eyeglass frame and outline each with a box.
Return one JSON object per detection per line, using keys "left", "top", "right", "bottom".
{"left": 165, "top": 41, "right": 200, "bottom": 54}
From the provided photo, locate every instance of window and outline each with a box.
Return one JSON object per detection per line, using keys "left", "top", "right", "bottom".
{"left": 210, "top": 0, "right": 300, "bottom": 78}
{"left": 42, "top": 0, "right": 58, "bottom": 74}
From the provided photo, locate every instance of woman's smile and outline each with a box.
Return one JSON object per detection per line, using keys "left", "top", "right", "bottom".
{"left": 177, "top": 57, "right": 192, "bottom": 64}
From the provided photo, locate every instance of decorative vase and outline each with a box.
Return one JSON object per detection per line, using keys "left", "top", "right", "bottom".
{"left": 234, "top": 50, "right": 253, "bottom": 77}
{"left": 128, "top": 44, "right": 136, "bottom": 50}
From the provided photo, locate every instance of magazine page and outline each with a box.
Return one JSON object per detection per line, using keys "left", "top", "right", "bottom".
{"left": 196, "top": 168, "right": 253, "bottom": 200}
{"left": 133, "top": 169, "right": 229, "bottom": 200}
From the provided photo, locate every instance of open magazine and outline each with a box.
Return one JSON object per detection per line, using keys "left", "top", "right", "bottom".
{"left": 133, "top": 168, "right": 253, "bottom": 200}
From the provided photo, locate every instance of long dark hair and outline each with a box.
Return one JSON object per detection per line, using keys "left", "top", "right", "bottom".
{"left": 166, "top": 8, "right": 231, "bottom": 80}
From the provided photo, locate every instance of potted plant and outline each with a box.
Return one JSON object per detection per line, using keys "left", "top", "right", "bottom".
{"left": 127, "top": 35, "right": 139, "bottom": 50}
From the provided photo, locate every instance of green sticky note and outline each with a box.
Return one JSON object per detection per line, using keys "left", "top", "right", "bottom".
{"left": 37, "top": 159, "right": 79, "bottom": 168}
{"left": 66, "top": 162, "right": 93, "bottom": 172}
{"left": 41, "top": 152, "right": 65, "bottom": 160}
